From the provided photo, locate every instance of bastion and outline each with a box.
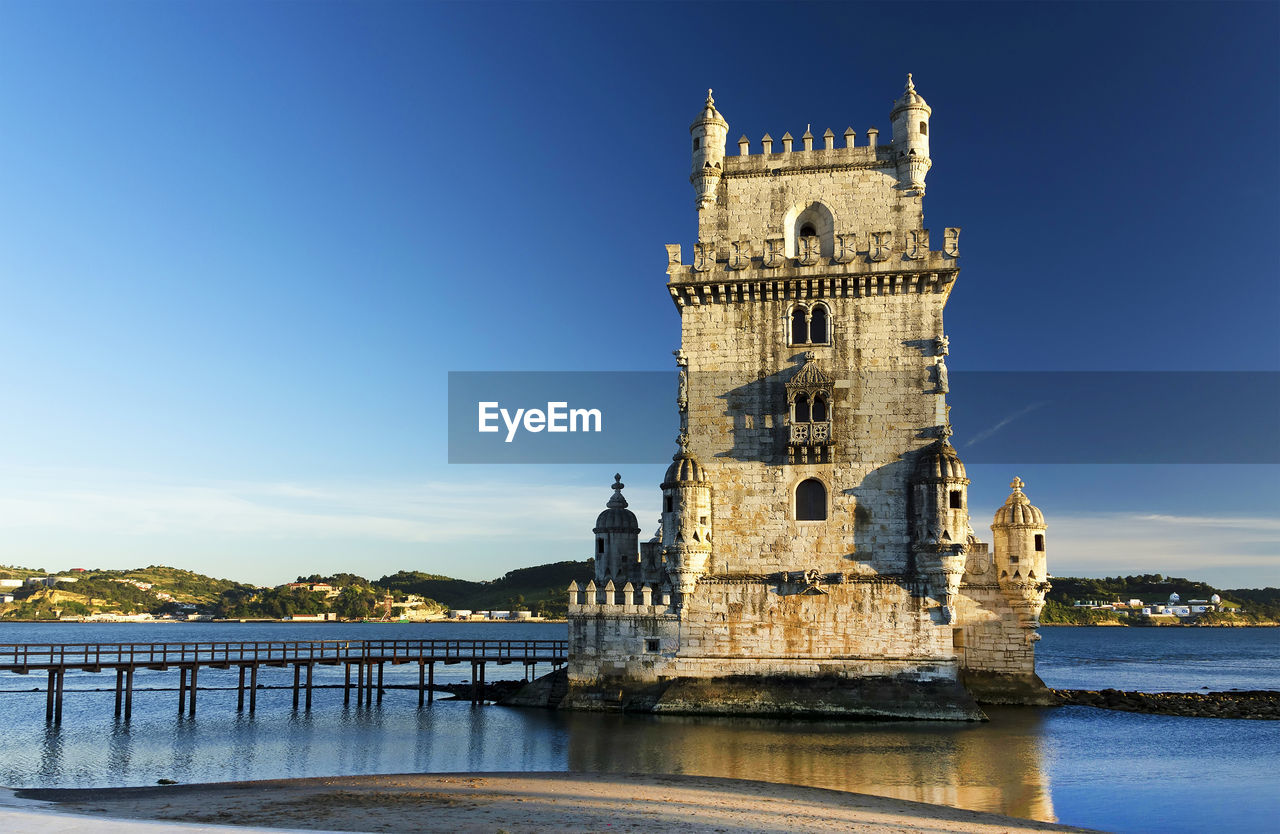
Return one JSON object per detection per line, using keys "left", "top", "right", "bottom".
{"left": 563, "top": 80, "right": 1054, "bottom": 719}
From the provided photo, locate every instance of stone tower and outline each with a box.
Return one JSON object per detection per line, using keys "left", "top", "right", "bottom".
{"left": 566, "top": 79, "right": 1053, "bottom": 718}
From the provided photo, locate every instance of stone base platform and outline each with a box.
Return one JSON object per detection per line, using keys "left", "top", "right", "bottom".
{"left": 959, "top": 669, "right": 1058, "bottom": 706}
{"left": 553, "top": 673, "right": 986, "bottom": 721}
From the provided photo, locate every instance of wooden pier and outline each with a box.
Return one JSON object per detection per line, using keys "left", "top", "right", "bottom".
{"left": 0, "top": 639, "right": 567, "bottom": 723}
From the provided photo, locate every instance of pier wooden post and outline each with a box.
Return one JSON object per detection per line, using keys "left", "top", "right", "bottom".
{"left": 54, "top": 669, "right": 65, "bottom": 724}
{"left": 305, "top": 663, "right": 314, "bottom": 711}
{"left": 114, "top": 668, "right": 124, "bottom": 718}
{"left": 344, "top": 663, "right": 351, "bottom": 706}
{"left": 428, "top": 661, "right": 434, "bottom": 704}
{"left": 470, "top": 661, "right": 478, "bottom": 705}
{"left": 418, "top": 661, "right": 425, "bottom": 707}
{"left": 124, "top": 668, "right": 134, "bottom": 721}
{"left": 237, "top": 665, "right": 246, "bottom": 711}
{"left": 249, "top": 664, "right": 258, "bottom": 714}
{"left": 178, "top": 667, "right": 188, "bottom": 715}
{"left": 479, "top": 661, "right": 486, "bottom": 705}
{"left": 376, "top": 662, "right": 384, "bottom": 704}
{"left": 292, "top": 663, "right": 301, "bottom": 710}
{"left": 188, "top": 664, "right": 198, "bottom": 717}
{"left": 357, "top": 662, "right": 365, "bottom": 707}
{"left": 46, "top": 669, "right": 56, "bottom": 723}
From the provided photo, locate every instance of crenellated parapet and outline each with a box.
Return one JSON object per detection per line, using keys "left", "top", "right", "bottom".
{"left": 667, "top": 226, "right": 958, "bottom": 285}
{"left": 725, "top": 125, "right": 889, "bottom": 174}
{"left": 664, "top": 229, "right": 959, "bottom": 307}
{"left": 568, "top": 580, "right": 677, "bottom": 617}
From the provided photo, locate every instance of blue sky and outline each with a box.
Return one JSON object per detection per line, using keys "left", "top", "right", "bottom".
{"left": 0, "top": 1, "right": 1276, "bottom": 587}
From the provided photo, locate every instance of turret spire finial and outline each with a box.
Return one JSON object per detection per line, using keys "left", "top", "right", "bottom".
{"left": 706, "top": 88, "right": 714, "bottom": 104}
{"left": 607, "top": 473, "right": 628, "bottom": 509}
{"left": 906, "top": 72, "right": 915, "bottom": 92}
{"left": 1010, "top": 476, "right": 1025, "bottom": 492}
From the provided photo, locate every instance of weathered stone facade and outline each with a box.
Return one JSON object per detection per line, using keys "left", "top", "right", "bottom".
{"left": 566, "top": 79, "right": 1053, "bottom": 719}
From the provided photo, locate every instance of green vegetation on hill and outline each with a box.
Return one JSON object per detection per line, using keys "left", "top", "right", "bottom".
{"left": 7, "top": 560, "right": 1270, "bottom": 624}
{"left": 1043, "top": 575, "right": 1280, "bottom": 624}
{"left": 377, "top": 560, "right": 593, "bottom": 618}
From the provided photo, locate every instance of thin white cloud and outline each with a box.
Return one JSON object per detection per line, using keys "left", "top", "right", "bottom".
{"left": 0, "top": 473, "right": 607, "bottom": 545}
{"left": 1042, "top": 512, "right": 1279, "bottom": 585}
{"left": 964, "top": 401, "right": 1045, "bottom": 448}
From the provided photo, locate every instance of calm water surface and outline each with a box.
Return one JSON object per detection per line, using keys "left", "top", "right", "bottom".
{"left": 0, "top": 622, "right": 1276, "bottom": 834}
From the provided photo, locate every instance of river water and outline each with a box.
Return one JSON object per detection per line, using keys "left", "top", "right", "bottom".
{"left": 0, "top": 622, "right": 1276, "bottom": 833}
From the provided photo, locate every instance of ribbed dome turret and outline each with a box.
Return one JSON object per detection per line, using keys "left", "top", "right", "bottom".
{"left": 914, "top": 438, "right": 968, "bottom": 481}
{"left": 663, "top": 437, "right": 707, "bottom": 487}
{"left": 890, "top": 73, "right": 931, "bottom": 118}
{"left": 993, "top": 477, "right": 1045, "bottom": 527}
{"left": 595, "top": 474, "right": 640, "bottom": 532}
{"left": 692, "top": 89, "right": 727, "bottom": 130}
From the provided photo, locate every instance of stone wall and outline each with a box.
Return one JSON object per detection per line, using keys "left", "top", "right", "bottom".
{"left": 677, "top": 290, "right": 948, "bottom": 578}
{"left": 569, "top": 577, "right": 955, "bottom": 687}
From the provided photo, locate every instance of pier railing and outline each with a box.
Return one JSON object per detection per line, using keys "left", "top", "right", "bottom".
{"left": 2, "top": 639, "right": 570, "bottom": 723}
{"left": 0, "top": 639, "right": 569, "bottom": 670}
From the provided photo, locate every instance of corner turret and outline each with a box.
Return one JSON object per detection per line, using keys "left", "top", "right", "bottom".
{"left": 690, "top": 89, "right": 728, "bottom": 210}
{"left": 891, "top": 73, "right": 932, "bottom": 195}
{"left": 991, "top": 477, "right": 1050, "bottom": 629}
{"left": 910, "top": 430, "right": 974, "bottom": 623}
{"left": 661, "top": 433, "right": 713, "bottom": 601}
{"left": 593, "top": 474, "right": 640, "bottom": 584}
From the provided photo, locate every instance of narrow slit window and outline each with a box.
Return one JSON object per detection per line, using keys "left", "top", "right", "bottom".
{"left": 949, "top": 490, "right": 963, "bottom": 509}
{"left": 596, "top": 539, "right": 604, "bottom": 554}
{"left": 693, "top": 137, "right": 701, "bottom": 150}
{"left": 920, "top": 121, "right": 928, "bottom": 136}
{"left": 1035, "top": 534, "right": 1045, "bottom": 552}
{"left": 664, "top": 496, "right": 673, "bottom": 513}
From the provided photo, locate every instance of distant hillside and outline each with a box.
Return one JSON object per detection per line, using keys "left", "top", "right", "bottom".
{"left": 0, "top": 566, "right": 252, "bottom": 621}
{"left": 9, "top": 561, "right": 1269, "bottom": 624}
{"left": 378, "top": 560, "right": 592, "bottom": 617}
{"left": 1044, "top": 574, "right": 1280, "bottom": 624}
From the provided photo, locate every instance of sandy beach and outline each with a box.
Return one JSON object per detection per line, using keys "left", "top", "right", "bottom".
{"left": 8, "top": 772, "right": 1096, "bottom": 833}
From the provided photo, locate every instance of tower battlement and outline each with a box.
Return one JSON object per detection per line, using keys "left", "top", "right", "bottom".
{"left": 727, "top": 125, "right": 886, "bottom": 168}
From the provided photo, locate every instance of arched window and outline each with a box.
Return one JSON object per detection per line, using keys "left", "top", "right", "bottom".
{"left": 784, "top": 202, "right": 836, "bottom": 258}
{"left": 811, "top": 394, "right": 827, "bottom": 422}
{"left": 796, "top": 479, "right": 827, "bottom": 521}
{"left": 794, "top": 393, "right": 810, "bottom": 423}
{"left": 693, "top": 137, "right": 701, "bottom": 150}
{"left": 809, "top": 305, "right": 828, "bottom": 344}
{"left": 790, "top": 306, "right": 808, "bottom": 345}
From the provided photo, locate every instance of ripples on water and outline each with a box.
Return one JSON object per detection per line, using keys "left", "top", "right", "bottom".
{"left": 0, "top": 622, "right": 1277, "bottom": 834}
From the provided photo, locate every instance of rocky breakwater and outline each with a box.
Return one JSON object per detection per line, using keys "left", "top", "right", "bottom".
{"left": 1055, "top": 688, "right": 1280, "bottom": 719}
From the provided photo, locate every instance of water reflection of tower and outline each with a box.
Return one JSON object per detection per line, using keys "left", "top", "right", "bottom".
{"left": 564, "top": 707, "right": 1055, "bottom": 822}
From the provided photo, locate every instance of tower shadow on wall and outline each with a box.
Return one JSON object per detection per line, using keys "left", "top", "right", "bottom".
{"left": 709, "top": 351, "right": 813, "bottom": 465}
